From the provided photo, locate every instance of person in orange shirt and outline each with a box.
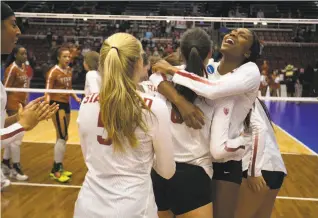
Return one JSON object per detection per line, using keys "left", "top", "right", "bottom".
{"left": 45, "top": 46, "right": 81, "bottom": 183}
{"left": 2, "top": 45, "right": 29, "bottom": 181}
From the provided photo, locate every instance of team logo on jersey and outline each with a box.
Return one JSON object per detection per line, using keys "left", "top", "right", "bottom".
{"left": 206, "top": 65, "right": 215, "bottom": 74}
{"left": 223, "top": 107, "right": 229, "bottom": 115}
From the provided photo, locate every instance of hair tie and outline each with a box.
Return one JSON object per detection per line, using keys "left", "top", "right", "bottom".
{"left": 111, "top": 46, "right": 119, "bottom": 53}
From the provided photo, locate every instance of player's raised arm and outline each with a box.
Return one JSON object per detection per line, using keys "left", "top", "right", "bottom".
{"left": 172, "top": 62, "right": 260, "bottom": 100}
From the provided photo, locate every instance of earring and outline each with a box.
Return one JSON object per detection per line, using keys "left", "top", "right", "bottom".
{"left": 245, "top": 54, "right": 250, "bottom": 58}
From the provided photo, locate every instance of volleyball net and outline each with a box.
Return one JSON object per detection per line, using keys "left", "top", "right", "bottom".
{"left": 3, "top": 12, "right": 318, "bottom": 108}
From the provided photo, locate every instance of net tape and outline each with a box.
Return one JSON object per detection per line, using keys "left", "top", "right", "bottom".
{"left": 15, "top": 12, "right": 318, "bottom": 24}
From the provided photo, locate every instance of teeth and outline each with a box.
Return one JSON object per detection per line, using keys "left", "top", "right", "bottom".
{"left": 226, "top": 38, "right": 234, "bottom": 44}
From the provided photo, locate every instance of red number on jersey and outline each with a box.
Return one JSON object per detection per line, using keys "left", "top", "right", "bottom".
{"left": 171, "top": 108, "right": 183, "bottom": 124}
{"left": 97, "top": 112, "right": 112, "bottom": 146}
{"left": 143, "top": 98, "right": 153, "bottom": 109}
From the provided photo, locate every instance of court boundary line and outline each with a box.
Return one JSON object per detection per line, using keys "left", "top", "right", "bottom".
{"left": 273, "top": 124, "right": 318, "bottom": 156}
{"left": 11, "top": 182, "right": 81, "bottom": 189}
{"left": 23, "top": 140, "right": 80, "bottom": 145}
{"left": 10, "top": 182, "right": 318, "bottom": 201}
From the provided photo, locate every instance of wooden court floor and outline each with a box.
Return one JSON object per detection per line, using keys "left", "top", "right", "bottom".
{"left": 1, "top": 111, "right": 318, "bottom": 218}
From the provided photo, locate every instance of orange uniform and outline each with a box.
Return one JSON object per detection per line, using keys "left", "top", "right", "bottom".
{"left": 3, "top": 62, "right": 29, "bottom": 111}
{"left": 45, "top": 65, "right": 73, "bottom": 103}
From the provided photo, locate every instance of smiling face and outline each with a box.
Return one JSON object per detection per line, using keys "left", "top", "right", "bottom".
{"left": 220, "top": 28, "right": 254, "bottom": 59}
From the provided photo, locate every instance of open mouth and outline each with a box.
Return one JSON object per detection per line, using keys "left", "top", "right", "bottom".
{"left": 225, "top": 38, "right": 235, "bottom": 45}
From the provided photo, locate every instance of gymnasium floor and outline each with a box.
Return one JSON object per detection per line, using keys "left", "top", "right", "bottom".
{"left": 1, "top": 101, "right": 318, "bottom": 218}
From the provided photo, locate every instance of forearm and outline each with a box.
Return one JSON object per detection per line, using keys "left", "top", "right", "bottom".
{"left": 4, "top": 114, "right": 19, "bottom": 128}
{"left": 157, "top": 81, "right": 186, "bottom": 108}
{"left": 71, "top": 93, "right": 79, "bottom": 100}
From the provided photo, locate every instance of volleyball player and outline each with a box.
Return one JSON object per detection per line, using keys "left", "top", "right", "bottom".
{"left": 139, "top": 53, "right": 156, "bottom": 94}
{"left": 74, "top": 33, "right": 175, "bottom": 218}
{"left": 2, "top": 45, "right": 29, "bottom": 181}
{"left": 83, "top": 51, "right": 100, "bottom": 96}
{"left": 235, "top": 98, "right": 287, "bottom": 218}
{"left": 45, "top": 47, "right": 81, "bottom": 183}
{"left": 153, "top": 28, "right": 262, "bottom": 218}
{"left": 150, "top": 28, "right": 215, "bottom": 218}
{"left": 1, "top": 2, "right": 59, "bottom": 190}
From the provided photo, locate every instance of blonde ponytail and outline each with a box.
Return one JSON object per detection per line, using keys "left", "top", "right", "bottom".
{"left": 99, "top": 33, "right": 150, "bottom": 151}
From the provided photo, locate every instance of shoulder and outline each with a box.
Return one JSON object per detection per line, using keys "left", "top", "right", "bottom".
{"left": 239, "top": 62, "right": 260, "bottom": 74}
{"left": 5, "top": 63, "right": 16, "bottom": 73}
{"left": 206, "top": 58, "right": 219, "bottom": 75}
{"left": 86, "top": 70, "right": 99, "bottom": 78}
{"left": 139, "top": 92, "right": 168, "bottom": 115}
{"left": 47, "top": 65, "right": 58, "bottom": 75}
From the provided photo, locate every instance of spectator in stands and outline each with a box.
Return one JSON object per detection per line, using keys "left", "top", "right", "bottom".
{"left": 293, "top": 27, "right": 304, "bottom": 42}
{"left": 145, "top": 28, "right": 153, "bottom": 39}
{"left": 302, "top": 64, "right": 314, "bottom": 97}
{"left": 287, "top": 9, "right": 292, "bottom": 18}
{"left": 304, "top": 26, "right": 313, "bottom": 42}
{"left": 296, "top": 9, "right": 303, "bottom": 18}
{"left": 283, "top": 64, "right": 297, "bottom": 97}
{"left": 165, "top": 43, "right": 173, "bottom": 55}
{"left": 153, "top": 47, "right": 160, "bottom": 57}
{"left": 212, "top": 45, "right": 223, "bottom": 62}
{"left": 275, "top": 8, "right": 281, "bottom": 18}
{"left": 295, "top": 68, "right": 304, "bottom": 98}
{"left": 228, "top": 8, "right": 235, "bottom": 17}
{"left": 235, "top": 6, "right": 241, "bottom": 17}
{"left": 257, "top": 9, "right": 265, "bottom": 18}
{"left": 312, "top": 61, "right": 318, "bottom": 97}
{"left": 47, "top": 28, "right": 52, "bottom": 47}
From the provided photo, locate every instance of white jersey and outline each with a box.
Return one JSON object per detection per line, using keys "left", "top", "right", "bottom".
{"left": 171, "top": 60, "right": 260, "bottom": 162}
{"left": 138, "top": 80, "right": 166, "bottom": 101}
{"left": 84, "top": 70, "right": 101, "bottom": 96}
{"left": 0, "top": 83, "right": 25, "bottom": 148}
{"left": 242, "top": 98, "right": 287, "bottom": 177}
{"left": 210, "top": 96, "right": 252, "bottom": 162}
{"left": 74, "top": 92, "right": 175, "bottom": 218}
{"left": 149, "top": 73, "right": 214, "bottom": 177}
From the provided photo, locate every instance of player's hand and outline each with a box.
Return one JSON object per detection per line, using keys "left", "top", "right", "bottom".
{"left": 39, "top": 102, "right": 59, "bottom": 121}
{"left": 152, "top": 60, "right": 178, "bottom": 76}
{"left": 18, "top": 103, "right": 40, "bottom": 131}
{"left": 247, "top": 175, "right": 268, "bottom": 192}
{"left": 24, "top": 96, "right": 45, "bottom": 110}
{"left": 75, "top": 96, "right": 81, "bottom": 103}
{"left": 176, "top": 98, "right": 205, "bottom": 129}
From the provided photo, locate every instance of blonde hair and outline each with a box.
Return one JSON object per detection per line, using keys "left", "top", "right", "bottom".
{"left": 99, "top": 33, "right": 150, "bottom": 151}
{"left": 84, "top": 51, "right": 99, "bottom": 71}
